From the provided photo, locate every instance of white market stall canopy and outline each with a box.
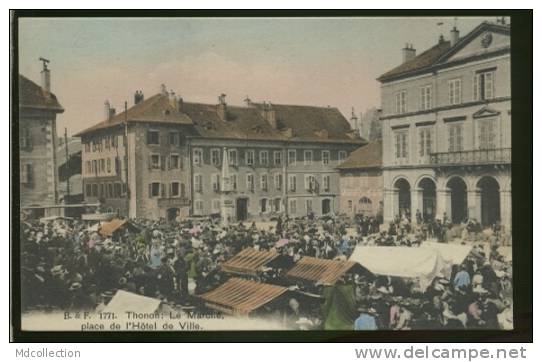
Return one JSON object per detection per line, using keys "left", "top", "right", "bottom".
{"left": 420, "top": 241, "right": 472, "bottom": 266}
{"left": 102, "top": 290, "right": 162, "bottom": 314}
{"left": 349, "top": 246, "right": 449, "bottom": 290}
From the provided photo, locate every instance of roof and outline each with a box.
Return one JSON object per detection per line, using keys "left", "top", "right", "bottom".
{"left": 285, "top": 256, "right": 361, "bottom": 286}
{"left": 74, "top": 94, "right": 193, "bottom": 136}
{"left": 198, "top": 278, "right": 289, "bottom": 316}
{"left": 18, "top": 75, "right": 63, "bottom": 111}
{"left": 75, "top": 93, "right": 364, "bottom": 144}
{"left": 378, "top": 22, "right": 510, "bottom": 83}
{"left": 221, "top": 247, "right": 281, "bottom": 276}
{"left": 99, "top": 218, "right": 134, "bottom": 237}
{"left": 337, "top": 140, "right": 382, "bottom": 170}
{"left": 102, "top": 290, "right": 161, "bottom": 314}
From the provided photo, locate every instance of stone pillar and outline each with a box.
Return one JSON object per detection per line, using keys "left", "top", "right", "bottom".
{"left": 467, "top": 188, "right": 482, "bottom": 223}
{"left": 436, "top": 188, "right": 451, "bottom": 221}
{"left": 410, "top": 187, "right": 423, "bottom": 225}
{"left": 499, "top": 188, "right": 512, "bottom": 231}
{"left": 384, "top": 188, "right": 399, "bottom": 224}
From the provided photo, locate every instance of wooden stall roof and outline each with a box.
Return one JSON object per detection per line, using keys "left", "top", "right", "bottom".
{"left": 198, "top": 278, "right": 289, "bottom": 316}
{"left": 221, "top": 247, "right": 280, "bottom": 276}
{"left": 285, "top": 256, "right": 361, "bottom": 286}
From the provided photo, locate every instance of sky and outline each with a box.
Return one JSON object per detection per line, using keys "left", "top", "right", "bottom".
{"left": 18, "top": 16, "right": 498, "bottom": 136}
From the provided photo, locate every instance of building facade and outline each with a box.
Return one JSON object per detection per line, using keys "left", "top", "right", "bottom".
{"left": 76, "top": 90, "right": 364, "bottom": 221}
{"left": 378, "top": 21, "right": 511, "bottom": 230}
{"left": 18, "top": 63, "right": 64, "bottom": 216}
{"left": 337, "top": 140, "right": 383, "bottom": 218}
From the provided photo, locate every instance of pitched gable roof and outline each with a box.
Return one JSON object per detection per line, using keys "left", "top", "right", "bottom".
{"left": 19, "top": 75, "right": 63, "bottom": 112}
{"left": 336, "top": 140, "right": 382, "bottom": 170}
{"left": 378, "top": 21, "right": 510, "bottom": 83}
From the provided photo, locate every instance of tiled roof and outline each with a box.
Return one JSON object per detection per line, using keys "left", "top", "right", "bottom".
{"left": 377, "top": 41, "right": 452, "bottom": 82}
{"left": 198, "top": 278, "right": 288, "bottom": 316}
{"left": 285, "top": 256, "right": 361, "bottom": 286}
{"left": 74, "top": 94, "right": 192, "bottom": 136}
{"left": 221, "top": 247, "right": 280, "bottom": 276}
{"left": 18, "top": 75, "right": 63, "bottom": 111}
{"left": 336, "top": 140, "right": 382, "bottom": 170}
{"left": 75, "top": 93, "right": 364, "bottom": 144}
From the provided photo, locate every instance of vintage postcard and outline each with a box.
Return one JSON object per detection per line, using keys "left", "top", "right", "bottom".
{"left": 13, "top": 14, "right": 516, "bottom": 335}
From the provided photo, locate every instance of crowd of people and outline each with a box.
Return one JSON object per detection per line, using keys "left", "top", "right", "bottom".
{"left": 19, "top": 211, "right": 513, "bottom": 330}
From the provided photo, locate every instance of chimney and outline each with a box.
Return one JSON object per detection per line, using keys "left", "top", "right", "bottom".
{"left": 177, "top": 97, "right": 183, "bottom": 113}
{"left": 104, "top": 100, "right": 111, "bottom": 121}
{"left": 134, "top": 90, "right": 144, "bottom": 105}
{"left": 169, "top": 90, "right": 178, "bottom": 111}
{"left": 217, "top": 93, "right": 227, "bottom": 121}
{"left": 39, "top": 57, "right": 51, "bottom": 92}
{"left": 260, "top": 102, "right": 277, "bottom": 129}
{"left": 160, "top": 84, "right": 168, "bottom": 95}
{"left": 402, "top": 43, "right": 416, "bottom": 63}
{"left": 109, "top": 107, "right": 116, "bottom": 120}
{"left": 244, "top": 95, "right": 252, "bottom": 106}
{"left": 438, "top": 34, "right": 445, "bottom": 44}
{"left": 450, "top": 26, "right": 460, "bottom": 46}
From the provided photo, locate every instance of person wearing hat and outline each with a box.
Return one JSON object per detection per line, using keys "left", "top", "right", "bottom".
{"left": 354, "top": 305, "right": 378, "bottom": 330}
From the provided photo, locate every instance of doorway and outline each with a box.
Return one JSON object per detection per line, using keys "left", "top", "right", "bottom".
{"left": 322, "top": 199, "right": 331, "bottom": 215}
{"left": 236, "top": 198, "right": 248, "bottom": 221}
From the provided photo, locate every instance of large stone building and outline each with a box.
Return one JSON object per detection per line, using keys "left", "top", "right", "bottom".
{"left": 337, "top": 140, "right": 383, "bottom": 218}
{"left": 75, "top": 89, "right": 364, "bottom": 221}
{"left": 18, "top": 62, "right": 64, "bottom": 217}
{"left": 378, "top": 21, "right": 511, "bottom": 230}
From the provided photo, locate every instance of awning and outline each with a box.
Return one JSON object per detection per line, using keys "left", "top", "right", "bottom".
{"left": 99, "top": 218, "right": 127, "bottom": 237}
{"left": 198, "top": 278, "right": 288, "bottom": 316}
{"left": 102, "top": 290, "right": 161, "bottom": 314}
{"left": 349, "top": 246, "right": 448, "bottom": 290}
{"left": 285, "top": 256, "right": 362, "bottom": 286}
{"left": 420, "top": 241, "right": 472, "bottom": 265}
{"left": 221, "top": 248, "right": 280, "bottom": 276}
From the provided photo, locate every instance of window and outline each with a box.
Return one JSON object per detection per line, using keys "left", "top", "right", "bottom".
{"left": 108, "top": 183, "right": 113, "bottom": 198}
{"left": 86, "top": 184, "right": 92, "bottom": 197}
{"left": 322, "top": 150, "right": 330, "bottom": 165}
{"left": 246, "top": 174, "right": 254, "bottom": 191}
{"left": 150, "top": 154, "right": 161, "bottom": 169}
{"left": 114, "top": 183, "right": 121, "bottom": 198}
{"left": 245, "top": 150, "right": 255, "bottom": 166}
{"left": 211, "top": 148, "right": 221, "bottom": 166}
{"left": 115, "top": 157, "right": 121, "bottom": 174}
{"left": 261, "top": 174, "right": 268, "bottom": 190}
{"left": 105, "top": 137, "right": 110, "bottom": 150}
{"left": 274, "top": 173, "right": 283, "bottom": 191}
{"left": 149, "top": 182, "right": 160, "bottom": 197}
{"left": 194, "top": 174, "right": 203, "bottom": 193}
{"left": 304, "top": 150, "right": 313, "bottom": 165}
{"left": 474, "top": 71, "right": 495, "bottom": 101}
{"left": 420, "top": 85, "right": 432, "bottom": 110}
{"left": 107, "top": 158, "right": 111, "bottom": 173}
{"left": 169, "top": 132, "right": 179, "bottom": 146}
{"left": 212, "top": 199, "right": 221, "bottom": 214}
{"left": 91, "top": 184, "right": 98, "bottom": 197}
{"left": 100, "top": 159, "right": 105, "bottom": 173}
{"left": 92, "top": 160, "right": 97, "bottom": 174}
{"left": 288, "top": 175, "right": 297, "bottom": 192}
{"left": 395, "top": 90, "right": 407, "bottom": 114}
{"left": 448, "top": 79, "right": 462, "bottom": 105}
{"left": 394, "top": 131, "right": 409, "bottom": 159}
{"left": 230, "top": 174, "right": 237, "bottom": 190}
{"left": 448, "top": 124, "right": 464, "bottom": 152}
{"left": 259, "top": 150, "right": 268, "bottom": 166}
{"left": 274, "top": 151, "right": 283, "bottom": 166}
{"left": 306, "top": 199, "right": 313, "bottom": 213}
{"left": 323, "top": 175, "right": 331, "bottom": 192}
{"left": 170, "top": 154, "right": 180, "bottom": 169}
{"left": 147, "top": 130, "right": 160, "bottom": 145}
{"left": 418, "top": 128, "right": 433, "bottom": 157}
{"left": 305, "top": 175, "right": 317, "bottom": 191}
{"left": 20, "top": 163, "right": 32, "bottom": 184}
{"left": 194, "top": 200, "right": 204, "bottom": 215}
{"left": 260, "top": 198, "right": 268, "bottom": 213}
{"left": 171, "top": 182, "right": 180, "bottom": 197}
{"left": 289, "top": 199, "right": 297, "bottom": 214}
{"left": 228, "top": 149, "right": 238, "bottom": 166}
{"left": 348, "top": 200, "right": 353, "bottom": 212}
{"left": 193, "top": 148, "right": 203, "bottom": 166}
{"left": 211, "top": 174, "right": 220, "bottom": 192}
{"left": 478, "top": 119, "right": 496, "bottom": 150}
{"left": 338, "top": 151, "right": 347, "bottom": 164}
{"left": 288, "top": 149, "right": 297, "bottom": 165}
{"left": 19, "top": 127, "right": 31, "bottom": 149}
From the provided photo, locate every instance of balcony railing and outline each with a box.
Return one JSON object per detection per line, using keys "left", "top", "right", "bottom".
{"left": 430, "top": 148, "right": 511, "bottom": 166}
{"left": 157, "top": 197, "right": 191, "bottom": 208}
